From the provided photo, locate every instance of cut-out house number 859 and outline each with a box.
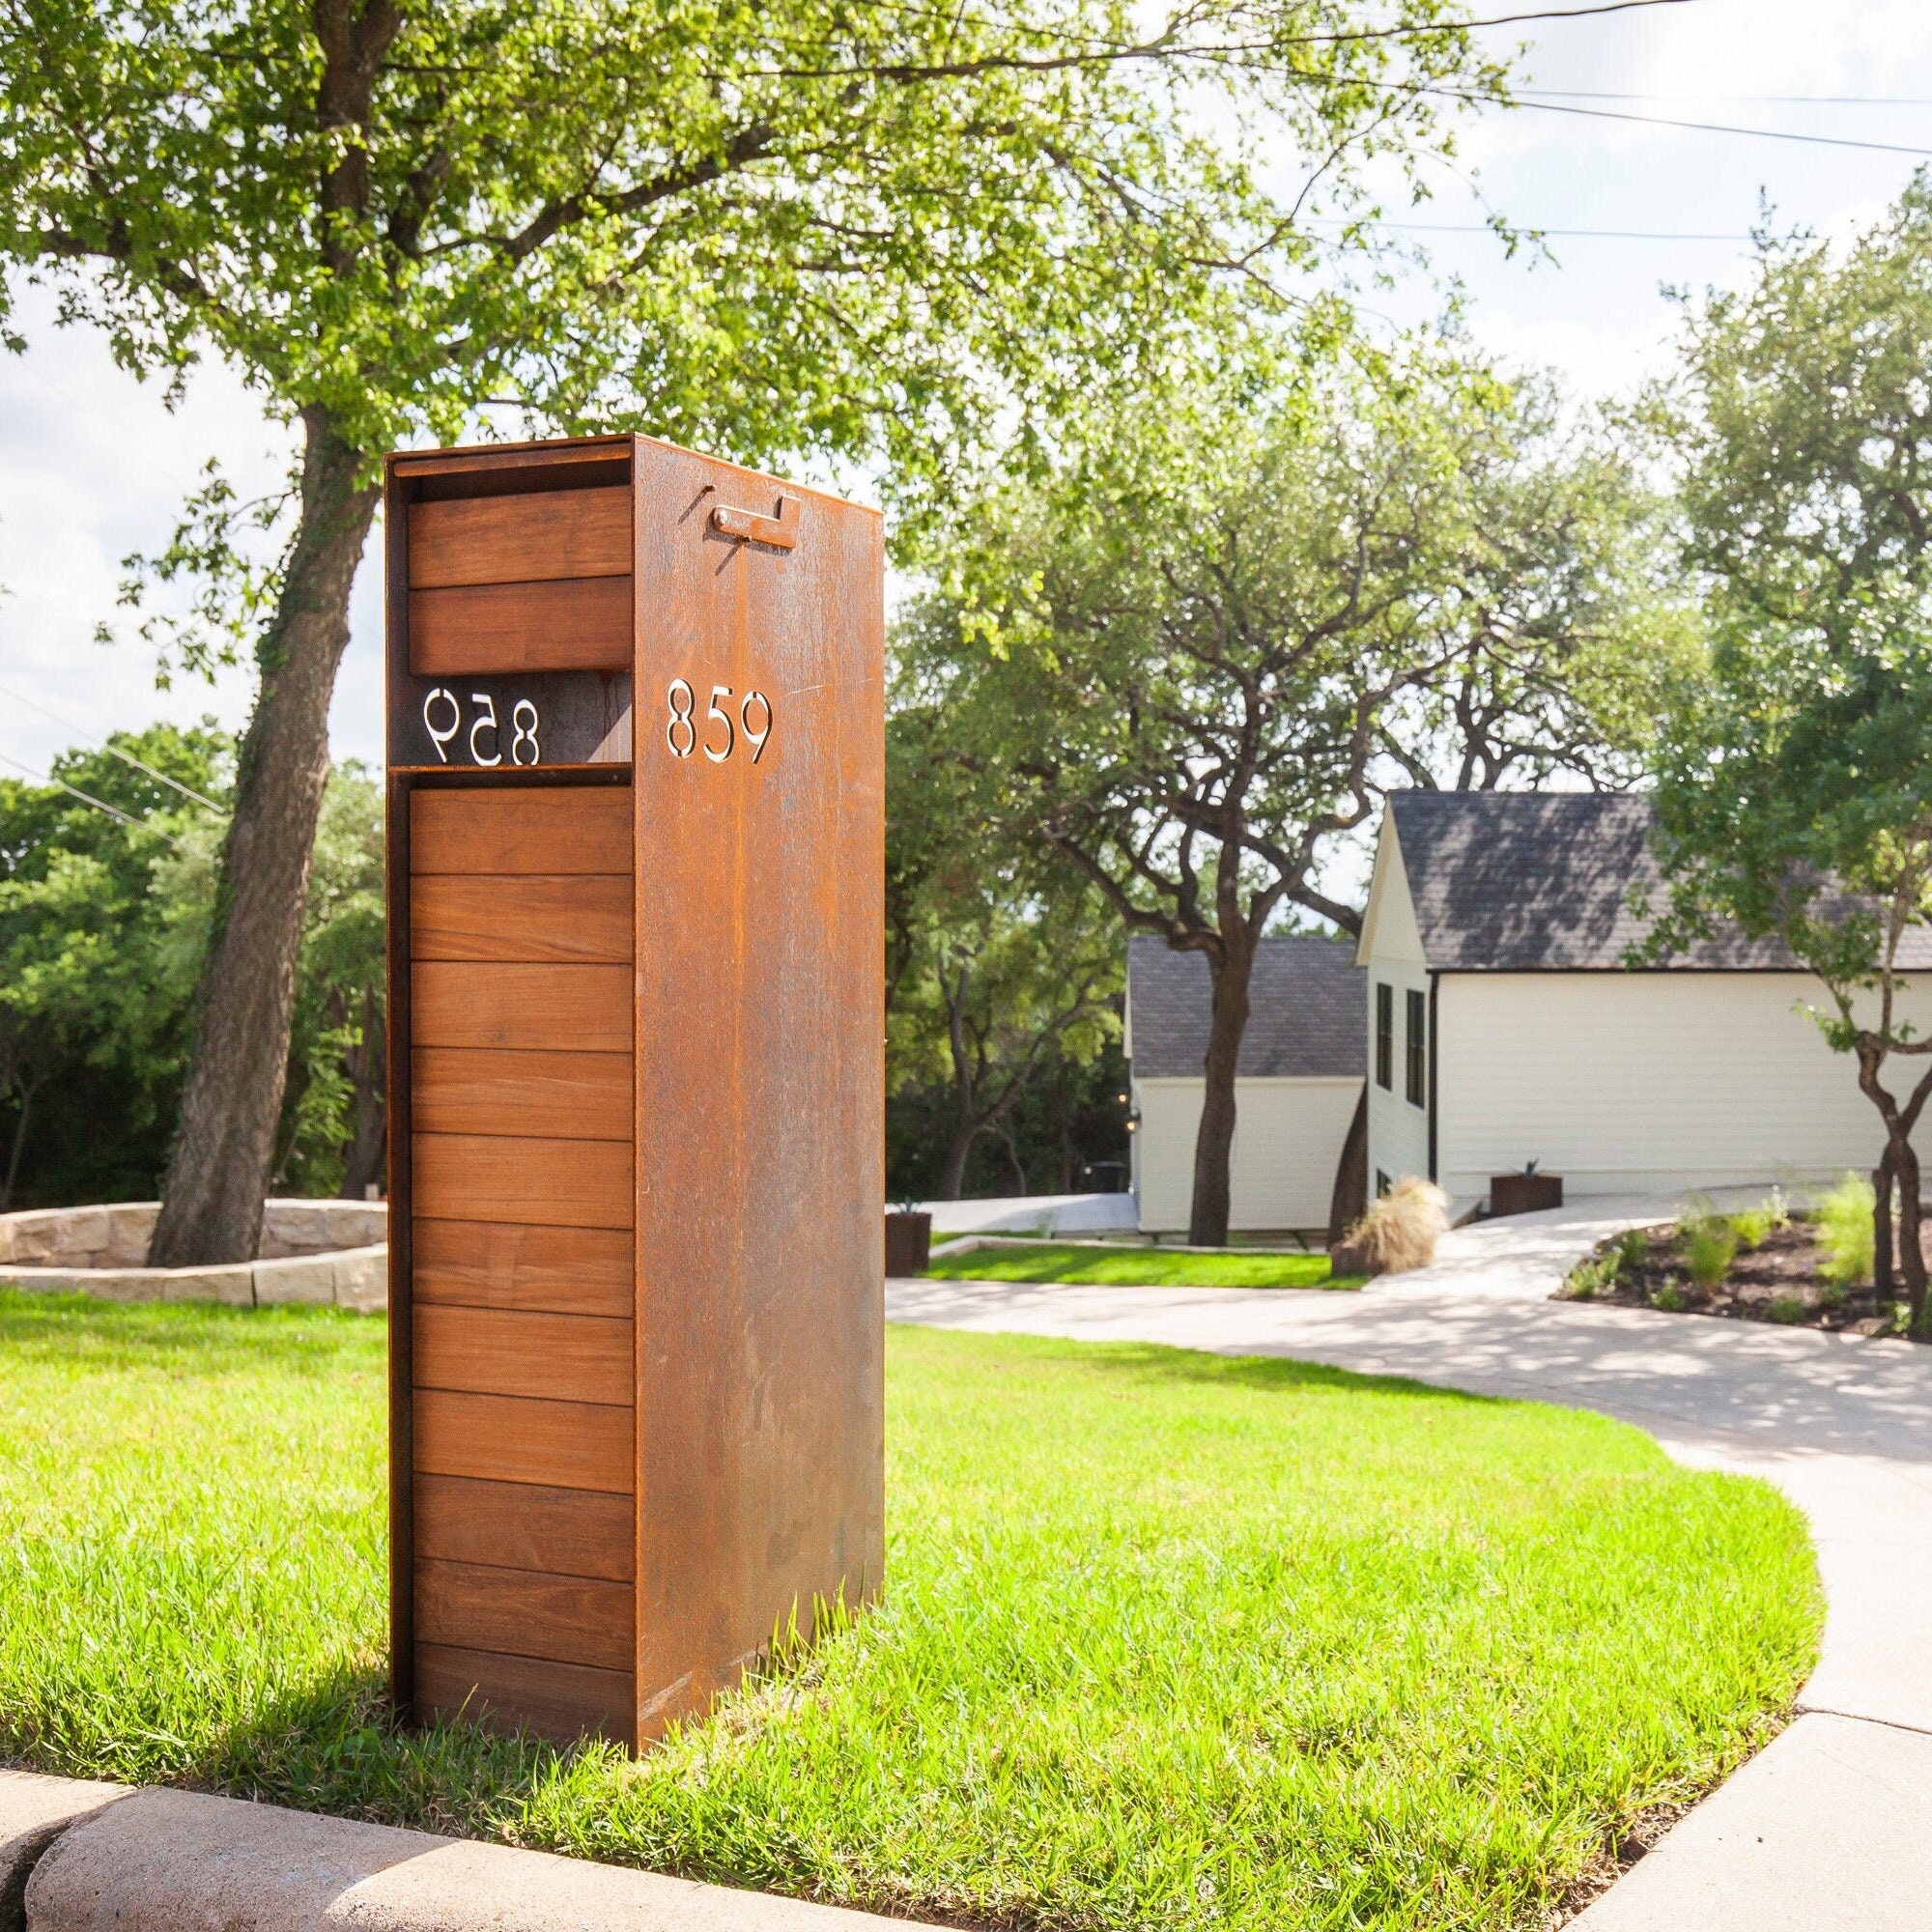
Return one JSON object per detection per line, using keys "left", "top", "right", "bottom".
{"left": 665, "top": 680, "right": 773, "bottom": 763}
{"left": 421, "top": 688, "right": 541, "bottom": 766}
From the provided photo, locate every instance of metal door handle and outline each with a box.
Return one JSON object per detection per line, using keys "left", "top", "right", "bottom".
{"left": 709, "top": 492, "right": 799, "bottom": 550}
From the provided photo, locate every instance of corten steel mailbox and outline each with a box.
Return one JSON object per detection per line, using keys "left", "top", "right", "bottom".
{"left": 384, "top": 434, "right": 885, "bottom": 1749}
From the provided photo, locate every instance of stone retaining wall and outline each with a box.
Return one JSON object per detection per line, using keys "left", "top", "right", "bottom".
{"left": 0, "top": 1200, "right": 388, "bottom": 1314}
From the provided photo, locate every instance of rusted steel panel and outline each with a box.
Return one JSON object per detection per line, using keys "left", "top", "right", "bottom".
{"left": 628, "top": 441, "right": 886, "bottom": 1741}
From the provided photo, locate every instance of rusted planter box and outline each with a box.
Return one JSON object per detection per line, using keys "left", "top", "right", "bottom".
{"left": 1489, "top": 1173, "right": 1564, "bottom": 1218}
{"left": 384, "top": 434, "right": 884, "bottom": 1751}
{"left": 885, "top": 1211, "right": 932, "bottom": 1277}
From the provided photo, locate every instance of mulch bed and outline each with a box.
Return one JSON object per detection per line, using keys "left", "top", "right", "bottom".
{"left": 1554, "top": 1217, "right": 1922, "bottom": 1340}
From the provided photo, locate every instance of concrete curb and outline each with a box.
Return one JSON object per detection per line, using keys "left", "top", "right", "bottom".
{"left": 2, "top": 1772, "right": 932, "bottom": 1932}
{"left": 0, "top": 1772, "right": 128, "bottom": 1932}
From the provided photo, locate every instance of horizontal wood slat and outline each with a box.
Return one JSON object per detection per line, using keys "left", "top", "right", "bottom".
{"left": 411, "top": 874, "right": 633, "bottom": 964}
{"left": 409, "top": 488, "right": 631, "bottom": 589}
{"left": 412, "top": 1219, "right": 633, "bottom": 1318}
{"left": 416, "top": 1641, "right": 634, "bottom": 1747}
{"left": 413, "top": 1474, "right": 633, "bottom": 1581}
{"left": 414, "top": 1304, "right": 633, "bottom": 1406}
{"left": 416, "top": 1557, "right": 633, "bottom": 1671}
{"left": 409, "top": 576, "right": 633, "bottom": 675}
{"left": 413, "top": 1132, "right": 632, "bottom": 1229}
{"left": 411, "top": 788, "right": 631, "bottom": 876}
{"left": 412, "top": 1048, "right": 631, "bottom": 1142}
{"left": 413, "top": 1388, "right": 633, "bottom": 1492}
{"left": 412, "top": 963, "right": 632, "bottom": 1054}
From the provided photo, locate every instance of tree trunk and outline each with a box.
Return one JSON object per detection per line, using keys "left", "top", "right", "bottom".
{"left": 340, "top": 983, "right": 387, "bottom": 1199}
{"left": 149, "top": 406, "right": 379, "bottom": 1265}
{"left": 1327, "top": 1082, "right": 1369, "bottom": 1247}
{"left": 2, "top": 1073, "right": 40, "bottom": 1212}
{"left": 1899, "top": 1134, "right": 1928, "bottom": 1335}
{"left": 1874, "top": 1146, "right": 1896, "bottom": 1299}
{"left": 938, "top": 1119, "right": 979, "bottom": 1201}
{"left": 1189, "top": 937, "right": 1253, "bottom": 1247}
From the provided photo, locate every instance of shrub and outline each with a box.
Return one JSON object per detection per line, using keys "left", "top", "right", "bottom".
{"left": 1817, "top": 1174, "right": 1876, "bottom": 1287}
{"left": 1565, "top": 1248, "right": 1620, "bottom": 1299}
{"left": 1348, "top": 1177, "right": 1449, "bottom": 1275}
{"left": 1730, "top": 1207, "right": 1774, "bottom": 1251}
{"left": 1683, "top": 1218, "right": 1738, "bottom": 1291}
{"left": 1616, "top": 1228, "right": 1653, "bottom": 1270}
{"left": 1770, "top": 1293, "right": 1807, "bottom": 1324}
{"left": 1653, "top": 1282, "right": 1688, "bottom": 1313}
{"left": 1818, "top": 1283, "right": 1846, "bottom": 1313}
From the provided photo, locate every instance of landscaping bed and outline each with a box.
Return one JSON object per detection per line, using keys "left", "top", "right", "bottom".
{"left": 0, "top": 1290, "right": 1819, "bottom": 1931}
{"left": 923, "top": 1239, "right": 1363, "bottom": 1289}
{"left": 1556, "top": 1192, "right": 1922, "bottom": 1340}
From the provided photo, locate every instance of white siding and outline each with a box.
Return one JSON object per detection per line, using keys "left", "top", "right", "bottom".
{"left": 1134, "top": 1076, "right": 1363, "bottom": 1233}
{"left": 1436, "top": 971, "right": 1930, "bottom": 1200}
{"left": 1359, "top": 819, "right": 1432, "bottom": 1196}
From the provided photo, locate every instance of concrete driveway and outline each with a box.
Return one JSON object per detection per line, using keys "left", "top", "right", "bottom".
{"left": 888, "top": 1201, "right": 1932, "bottom": 1930}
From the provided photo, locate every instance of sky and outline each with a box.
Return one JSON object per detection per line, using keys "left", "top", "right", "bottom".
{"left": 4, "top": 0, "right": 1932, "bottom": 780}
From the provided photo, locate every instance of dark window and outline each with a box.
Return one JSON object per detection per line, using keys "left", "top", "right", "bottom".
{"left": 1405, "top": 987, "right": 1427, "bottom": 1108}
{"left": 1375, "top": 982, "right": 1393, "bottom": 1090}
{"left": 1375, "top": 1168, "right": 1391, "bottom": 1198}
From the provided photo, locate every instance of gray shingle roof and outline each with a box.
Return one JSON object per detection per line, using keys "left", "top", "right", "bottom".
{"left": 1127, "top": 934, "right": 1365, "bottom": 1079}
{"left": 1388, "top": 791, "right": 1932, "bottom": 971}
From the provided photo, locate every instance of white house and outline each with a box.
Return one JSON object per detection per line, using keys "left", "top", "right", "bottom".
{"left": 1358, "top": 791, "right": 1932, "bottom": 1214}
{"left": 1126, "top": 935, "right": 1363, "bottom": 1235}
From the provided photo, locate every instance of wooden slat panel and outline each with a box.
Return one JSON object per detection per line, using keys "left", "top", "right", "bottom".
{"left": 414, "top": 1305, "right": 633, "bottom": 1406}
{"left": 412, "top": 963, "right": 631, "bottom": 1053}
{"left": 412, "top": 874, "right": 633, "bottom": 964}
{"left": 413, "top": 1132, "right": 632, "bottom": 1229}
{"left": 409, "top": 488, "right": 631, "bottom": 589}
{"left": 411, "top": 787, "right": 631, "bottom": 875}
{"left": 414, "top": 1389, "right": 633, "bottom": 1492}
{"left": 414, "top": 1474, "right": 634, "bottom": 1581}
{"left": 417, "top": 1557, "right": 633, "bottom": 1670}
{"left": 412, "top": 1219, "right": 632, "bottom": 1318}
{"left": 410, "top": 576, "right": 633, "bottom": 675}
{"left": 416, "top": 1641, "right": 633, "bottom": 1747}
{"left": 412, "top": 1048, "right": 631, "bottom": 1141}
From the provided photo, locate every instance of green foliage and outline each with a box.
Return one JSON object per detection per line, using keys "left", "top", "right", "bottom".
{"left": 921, "top": 1241, "right": 1350, "bottom": 1289}
{"left": 1683, "top": 1219, "right": 1738, "bottom": 1292}
{"left": 1728, "top": 1193, "right": 1787, "bottom": 1252}
{"left": 0, "top": 1296, "right": 1820, "bottom": 1929}
{"left": 1565, "top": 1247, "right": 1621, "bottom": 1300}
{"left": 1652, "top": 1283, "right": 1689, "bottom": 1314}
{"left": 0, "top": 737, "right": 382, "bottom": 1208}
{"left": 1643, "top": 176, "right": 1932, "bottom": 1333}
{"left": 1817, "top": 1175, "right": 1877, "bottom": 1288}
{"left": 1616, "top": 1228, "right": 1654, "bottom": 1270}
{"left": 885, "top": 703, "right": 1123, "bottom": 1199}
{"left": 0, "top": 0, "right": 1515, "bottom": 562}
{"left": 0, "top": 726, "right": 230, "bottom": 1207}
{"left": 1769, "top": 1294, "right": 1807, "bottom": 1325}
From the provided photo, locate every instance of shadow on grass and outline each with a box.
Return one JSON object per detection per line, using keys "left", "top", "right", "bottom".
{"left": 931, "top": 1328, "right": 1508, "bottom": 1406}
{"left": 170, "top": 1660, "right": 576, "bottom": 1839}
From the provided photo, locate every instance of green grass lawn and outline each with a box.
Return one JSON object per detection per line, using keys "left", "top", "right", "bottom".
{"left": 924, "top": 1240, "right": 1359, "bottom": 1289}
{"left": 0, "top": 1291, "right": 1819, "bottom": 1930}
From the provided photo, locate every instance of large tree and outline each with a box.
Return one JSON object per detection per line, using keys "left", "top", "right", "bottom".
{"left": 0, "top": 0, "right": 1521, "bottom": 1264}
{"left": 1644, "top": 176, "right": 1932, "bottom": 1337}
{"left": 903, "top": 353, "right": 1668, "bottom": 1242}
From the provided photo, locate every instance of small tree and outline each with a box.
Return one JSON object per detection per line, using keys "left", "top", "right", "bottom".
{"left": 1645, "top": 178, "right": 1932, "bottom": 1335}
{"left": 0, "top": 0, "right": 1510, "bottom": 1264}
{"left": 904, "top": 352, "right": 1661, "bottom": 1242}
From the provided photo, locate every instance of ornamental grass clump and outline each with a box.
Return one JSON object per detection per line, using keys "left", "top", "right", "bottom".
{"left": 1348, "top": 1177, "right": 1449, "bottom": 1274}
{"left": 1817, "top": 1175, "right": 1877, "bottom": 1288}
{"left": 1683, "top": 1217, "right": 1738, "bottom": 1292}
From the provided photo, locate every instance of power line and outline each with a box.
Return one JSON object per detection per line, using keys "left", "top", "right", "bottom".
{"left": 1314, "top": 217, "right": 1751, "bottom": 241}
{"left": 0, "top": 749, "right": 162, "bottom": 836}
{"left": 0, "top": 681, "right": 224, "bottom": 814}
{"left": 1387, "top": 81, "right": 1932, "bottom": 159}
{"left": 1520, "top": 91, "right": 1932, "bottom": 106}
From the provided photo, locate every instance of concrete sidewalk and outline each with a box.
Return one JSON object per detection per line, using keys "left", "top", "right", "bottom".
{"left": 889, "top": 1197, "right": 1932, "bottom": 1928}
